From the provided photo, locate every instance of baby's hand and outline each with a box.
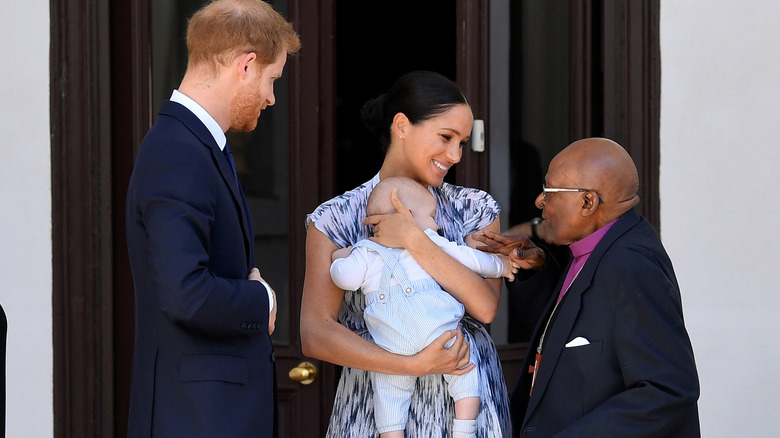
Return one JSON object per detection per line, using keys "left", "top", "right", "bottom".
{"left": 502, "top": 255, "right": 518, "bottom": 282}
{"left": 331, "top": 246, "right": 353, "bottom": 261}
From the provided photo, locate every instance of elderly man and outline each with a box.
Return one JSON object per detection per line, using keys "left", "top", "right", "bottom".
{"left": 477, "top": 137, "right": 700, "bottom": 437}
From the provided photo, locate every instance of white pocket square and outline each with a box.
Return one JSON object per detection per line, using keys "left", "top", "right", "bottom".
{"left": 565, "top": 336, "right": 590, "bottom": 348}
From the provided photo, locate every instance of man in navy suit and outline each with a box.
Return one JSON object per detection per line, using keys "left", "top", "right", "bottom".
{"left": 477, "top": 138, "right": 700, "bottom": 437}
{"left": 125, "top": 1, "right": 299, "bottom": 436}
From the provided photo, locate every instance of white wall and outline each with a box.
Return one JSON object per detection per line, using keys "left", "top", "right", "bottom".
{"left": 0, "top": 1, "right": 53, "bottom": 437}
{"left": 661, "top": 1, "right": 780, "bottom": 436}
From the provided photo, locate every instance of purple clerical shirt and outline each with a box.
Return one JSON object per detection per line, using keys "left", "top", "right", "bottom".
{"left": 556, "top": 219, "right": 618, "bottom": 304}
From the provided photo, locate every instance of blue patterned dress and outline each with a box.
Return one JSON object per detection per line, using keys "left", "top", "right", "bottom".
{"left": 307, "top": 173, "right": 511, "bottom": 437}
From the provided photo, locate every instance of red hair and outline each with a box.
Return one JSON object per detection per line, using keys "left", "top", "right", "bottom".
{"left": 186, "top": 0, "right": 300, "bottom": 72}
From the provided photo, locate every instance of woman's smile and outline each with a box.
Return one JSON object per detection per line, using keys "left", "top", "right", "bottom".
{"left": 433, "top": 159, "right": 450, "bottom": 173}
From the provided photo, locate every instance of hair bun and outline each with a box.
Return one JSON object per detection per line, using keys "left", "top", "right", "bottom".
{"left": 361, "top": 94, "right": 389, "bottom": 144}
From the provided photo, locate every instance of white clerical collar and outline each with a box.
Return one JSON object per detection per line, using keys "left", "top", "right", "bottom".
{"left": 170, "top": 89, "right": 227, "bottom": 150}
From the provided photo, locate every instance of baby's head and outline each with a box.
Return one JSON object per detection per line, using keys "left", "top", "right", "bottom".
{"left": 367, "top": 176, "right": 438, "bottom": 232}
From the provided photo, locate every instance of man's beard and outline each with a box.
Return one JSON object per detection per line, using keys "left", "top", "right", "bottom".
{"left": 228, "top": 91, "right": 261, "bottom": 132}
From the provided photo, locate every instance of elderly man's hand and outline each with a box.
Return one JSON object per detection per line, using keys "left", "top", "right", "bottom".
{"left": 473, "top": 230, "right": 546, "bottom": 271}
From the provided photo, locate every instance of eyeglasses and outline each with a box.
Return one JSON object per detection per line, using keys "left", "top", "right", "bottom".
{"left": 542, "top": 185, "right": 604, "bottom": 204}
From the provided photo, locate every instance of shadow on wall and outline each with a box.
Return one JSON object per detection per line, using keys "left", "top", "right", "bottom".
{"left": 0, "top": 303, "right": 5, "bottom": 438}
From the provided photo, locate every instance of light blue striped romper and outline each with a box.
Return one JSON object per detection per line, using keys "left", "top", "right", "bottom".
{"left": 352, "top": 236, "right": 488, "bottom": 433}
{"left": 307, "top": 173, "right": 511, "bottom": 438}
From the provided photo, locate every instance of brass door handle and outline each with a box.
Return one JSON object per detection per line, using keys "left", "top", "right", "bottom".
{"left": 288, "top": 361, "right": 317, "bottom": 385}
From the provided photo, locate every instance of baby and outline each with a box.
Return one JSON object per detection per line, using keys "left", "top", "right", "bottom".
{"left": 330, "top": 176, "right": 516, "bottom": 438}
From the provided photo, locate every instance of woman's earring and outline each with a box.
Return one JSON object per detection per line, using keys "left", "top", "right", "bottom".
{"left": 399, "top": 135, "right": 404, "bottom": 140}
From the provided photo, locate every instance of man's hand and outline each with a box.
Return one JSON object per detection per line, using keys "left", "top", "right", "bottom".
{"left": 249, "top": 267, "right": 277, "bottom": 335}
{"left": 473, "top": 230, "right": 546, "bottom": 270}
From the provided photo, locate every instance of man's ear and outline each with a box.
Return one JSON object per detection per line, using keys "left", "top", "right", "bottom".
{"left": 581, "top": 192, "right": 600, "bottom": 216}
{"left": 236, "top": 52, "right": 257, "bottom": 79}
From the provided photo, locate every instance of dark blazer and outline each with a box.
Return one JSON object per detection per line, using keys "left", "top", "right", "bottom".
{"left": 126, "top": 101, "right": 275, "bottom": 437}
{"left": 508, "top": 209, "right": 700, "bottom": 437}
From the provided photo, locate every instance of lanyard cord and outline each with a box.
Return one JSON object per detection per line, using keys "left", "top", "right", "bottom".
{"left": 536, "top": 265, "right": 584, "bottom": 355}
{"left": 528, "top": 263, "right": 585, "bottom": 397}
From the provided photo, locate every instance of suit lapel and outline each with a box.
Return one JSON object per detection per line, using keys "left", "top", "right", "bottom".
{"left": 160, "top": 101, "right": 254, "bottom": 268}
{"left": 524, "top": 277, "right": 585, "bottom": 420}
{"left": 523, "top": 209, "right": 643, "bottom": 422}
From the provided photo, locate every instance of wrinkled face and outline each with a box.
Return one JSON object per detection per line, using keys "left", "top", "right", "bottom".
{"left": 229, "top": 53, "right": 287, "bottom": 132}
{"left": 402, "top": 104, "right": 473, "bottom": 187}
{"left": 534, "top": 159, "right": 589, "bottom": 246}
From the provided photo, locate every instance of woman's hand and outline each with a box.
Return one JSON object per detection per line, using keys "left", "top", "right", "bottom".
{"left": 473, "top": 230, "right": 546, "bottom": 270}
{"left": 408, "top": 328, "right": 474, "bottom": 377}
{"left": 364, "top": 188, "right": 425, "bottom": 249}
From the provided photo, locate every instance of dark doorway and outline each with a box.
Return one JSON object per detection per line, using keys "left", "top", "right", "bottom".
{"left": 334, "top": 1, "right": 457, "bottom": 194}
{"left": 505, "top": 0, "right": 573, "bottom": 345}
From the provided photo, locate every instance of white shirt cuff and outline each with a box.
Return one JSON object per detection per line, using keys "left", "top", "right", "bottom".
{"left": 258, "top": 280, "right": 274, "bottom": 314}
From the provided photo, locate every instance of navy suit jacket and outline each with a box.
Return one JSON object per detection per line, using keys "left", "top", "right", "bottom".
{"left": 508, "top": 209, "right": 700, "bottom": 437}
{"left": 126, "top": 101, "right": 276, "bottom": 437}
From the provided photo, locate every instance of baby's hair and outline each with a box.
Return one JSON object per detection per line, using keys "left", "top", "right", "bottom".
{"left": 367, "top": 176, "right": 433, "bottom": 216}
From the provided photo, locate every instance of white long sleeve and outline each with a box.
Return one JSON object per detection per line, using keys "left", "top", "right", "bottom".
{"left": 330, "top": 248, "right": 372, "bottom": 291}
{"left": 425, "top": 229, "right": 504, "bottom": 278}
{"left": 329, "top": 230, "right": 505, "bottom": 295}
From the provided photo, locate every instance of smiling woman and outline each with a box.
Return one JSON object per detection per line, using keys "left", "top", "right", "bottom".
{"left": 301, "top": 71, "right": 511, "bottom": 437}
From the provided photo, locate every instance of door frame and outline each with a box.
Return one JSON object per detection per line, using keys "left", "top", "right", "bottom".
{"left": 570, "top": 0, "right": 661, "bottom": 229}
{"left": 284, "top": 0, "right": 338, "bottom": 433}
{"left": 51, "top": 0, "right": 151, "bottom": 435}
{"left": 455, "top": 0, "right": 491, "bottom": 191}
{"left": 51, "top": 0, "right": 115, "bottom": 435}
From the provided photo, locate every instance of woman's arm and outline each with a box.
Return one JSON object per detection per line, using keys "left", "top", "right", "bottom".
{"left": 365, "top": 189, "right": 502, "bottom": 323}
{"left": 300, "top": 225, "right": 474, "bottom": 376}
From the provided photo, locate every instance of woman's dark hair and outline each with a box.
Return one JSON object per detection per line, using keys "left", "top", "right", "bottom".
{"left": 361, "top": 71, "right": 470, "bottom": 151}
